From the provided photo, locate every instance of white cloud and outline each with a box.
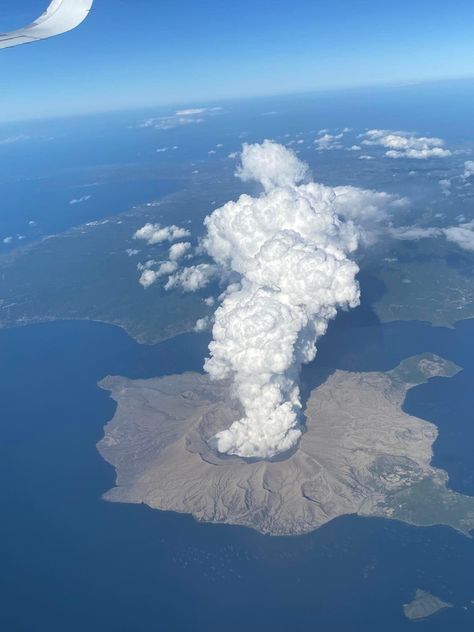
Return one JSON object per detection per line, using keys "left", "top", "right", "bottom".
{"left": 165, "top": 263, "right": 218, "bottom": 292}
{"left": 175, "top": 108, "right": 206, "bottom": 116}
{"left": 156, "top": 147, "right": 168, "bottom": 153}
{"left": 236, "top": 139, "right": 308, "bottom": 191}
{"left": 134, "top": 223, "right": 191, "bottom": 245}
{"left": 0, "top": 134, "right": 31, "bottom": 145}
{"left": 85, "top": 219, "right": 109, "bottom": 228}
{"left": 125, "top": 248, "right": 140, "bottom": 257}
{"left": 194, "top": 317, "right": 211, "bottom": 332}
{"left": 333, "top": 185, "right": 408, "bottom": 244}
{"left": 361, "top": 129, "right": 451, "bottom": 159}
{"left": 169, "top": 241, "right": 191, "bottom": 261}
{"left": 313, "top": 133, "right": 344, "bottom": 151}
{"left": 463, "top": 161, "right": 474, "bottom": 179}
{"left": 390, "top": 220, "right": 474, "bottom": 252}
{"left": 142, "top": 116, "right": 204, "bottom": 130}
{"left": 359, "top": 155, "right": 374, "bottom": 160}
{"left": 444, "top": 221, "right": 474, "bottom": 251}
{"left": 137, "top": 259, "right": 158, "bottom": 272}
{"left": 69, "top": 195, "right": 91, "bottom": 205}
{"left": 138, "top": 260, "right": 179, "bottom": 288}
{"left": 160, "top": 142, "right": 410, "bottom": 458}
{"left": 139, "top": 107, "right": 221, "bottom": 131}
{"left": 198, "top": 141, "right": 361, "bottom": 458}
{"left": 159, "top": 260, "right": 180, "bottom": 275}
{"left": 176, "top": 107, "right": 222, "bottom": 116}
{"left": 439, "top": 179, "right": 452, "bottom": 196}
{"left": 138, "top": 269, "right": 159, "bottom": 289}
{"left": 390, "top": 226, "right": 443, "bottom": 241}
{"left": 347, "top": 145, "right": 361, "bottom": 151}
{"left": 3, "top": 236, "right": 13, "bottom": 244}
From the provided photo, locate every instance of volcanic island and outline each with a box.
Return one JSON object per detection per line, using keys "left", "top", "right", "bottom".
{"left": 97, "top": 353, "right": 474, "bottom": 536}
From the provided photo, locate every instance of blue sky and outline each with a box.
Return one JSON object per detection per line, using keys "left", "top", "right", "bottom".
{"left": 1, "top": 0, "right": 474, "bottom": 122}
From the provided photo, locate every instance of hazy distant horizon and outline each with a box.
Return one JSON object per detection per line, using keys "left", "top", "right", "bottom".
{"left": 1, "top": 74, "right": 474, "bottom": 125}
{"left": 2, "top": 0, "right": 474, "bottom": 122}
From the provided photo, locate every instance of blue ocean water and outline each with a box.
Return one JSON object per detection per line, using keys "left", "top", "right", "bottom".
{"left": 0, "top": 314, "right": 473, "bottom": 632}
{"left": 1, "top": 78, "right": 474, "bottom": 248}
{"left": 1, "top": 80, "right": 474, "bottom": 630}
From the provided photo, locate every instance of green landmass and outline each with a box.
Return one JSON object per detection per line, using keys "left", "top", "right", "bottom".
{"left": 372, "top": 255, "right": 474, "bottom": 327}
{"left": 0, "top": 169, "right": 242, "bottom": 343}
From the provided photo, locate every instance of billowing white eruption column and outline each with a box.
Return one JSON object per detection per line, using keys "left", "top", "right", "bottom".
{"left": 202, "top": 141, "right": 361, "bottom": 458}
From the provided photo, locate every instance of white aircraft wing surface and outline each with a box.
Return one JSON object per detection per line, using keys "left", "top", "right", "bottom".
{"left": 0, "top": 0, "right": 93, "bottom": 49}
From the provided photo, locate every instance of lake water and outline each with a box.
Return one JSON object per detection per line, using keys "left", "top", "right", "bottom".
{"left": 1, "top": 313, "right": 473, "bottom": 632}
{"left": 2, "top": 80, "right": 474, "bottom": 630}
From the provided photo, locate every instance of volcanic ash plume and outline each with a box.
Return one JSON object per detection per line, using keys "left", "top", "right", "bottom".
{"left": 200, "top": 141, "right": 361, "bottom": 459}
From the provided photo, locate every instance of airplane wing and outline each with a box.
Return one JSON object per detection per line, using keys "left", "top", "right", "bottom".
{"left": 0, "top": 0, "right": 93, "bottom": 49}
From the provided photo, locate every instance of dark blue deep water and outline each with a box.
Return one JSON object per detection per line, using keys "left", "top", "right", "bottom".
{"left": 1, "top": 314, "right": 474, "bottom": 632}
{"left": 1, "top": 81, "right": 474, "bottom": 630}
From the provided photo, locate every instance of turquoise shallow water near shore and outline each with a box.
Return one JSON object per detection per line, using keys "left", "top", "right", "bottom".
{"left": 1, "top": 315, "right": 473, "bottom": 632}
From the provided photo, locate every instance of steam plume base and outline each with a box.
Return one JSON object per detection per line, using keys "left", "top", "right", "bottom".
{"left": 97, "top": 355, "right": 474, "bottom": 537}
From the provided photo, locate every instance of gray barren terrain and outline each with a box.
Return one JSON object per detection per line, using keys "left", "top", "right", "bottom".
{"left": 97, "top": 353, "right": 474, "bottom": 536}
{"left": 403, "top": 589, "right": 453, "bottom": 620}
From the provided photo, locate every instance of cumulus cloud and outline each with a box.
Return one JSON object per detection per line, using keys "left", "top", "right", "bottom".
{"left": 139, "top": 261, "right": 178, "bottom": 288}
{"left": 134, "top": 223, "right": 190, "bottom": 245}
{"left": 69, "top": 195, "right": 91, "bottom": 205}
{"left": 164, "top": 263, "right": 218, "bottom": 292}
{"left": 236, "top": 139, "right": 308, "bottom": 191}
{"left": 169, "top": 241, "right": 191, "bottom": 261}
{"left": 361, "top": 129, "right": 451, "bottom": 159}
{"left": 390, "top": 220, "right": 474, "bottom": 252}
{"left": 390, "top": 226, "right": 443, "bottom": 241}
{"left": 194, "top": 141, "right": 362, "bottom": 458}
{"left": 141, "top": 142, "right": 409, "bottom": 458}
{"left": 139, "top": 269, "right": 159, "bottom": 289}
{"left": 332, "top": 185, "right": 408, "bottom": 244}
{"left": 137, "top": 258, "right": 158, "bottom": 272}
{"left": 439, "top": 179, "right": 452, "bottom": 196}
{"left": 314, "top": 133, "right": 344, "bottom": 151}
{"left": 194, "top": 316, "right": 211, "bottom": 332}
{"left": 444, "top": 221, "right": 474, "bottom": 251}
{"left": 463, "top": 161, "right": 474, "bottom": 180}
{"left": 156, "top": 142, "right": 411, "bottom": 458}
